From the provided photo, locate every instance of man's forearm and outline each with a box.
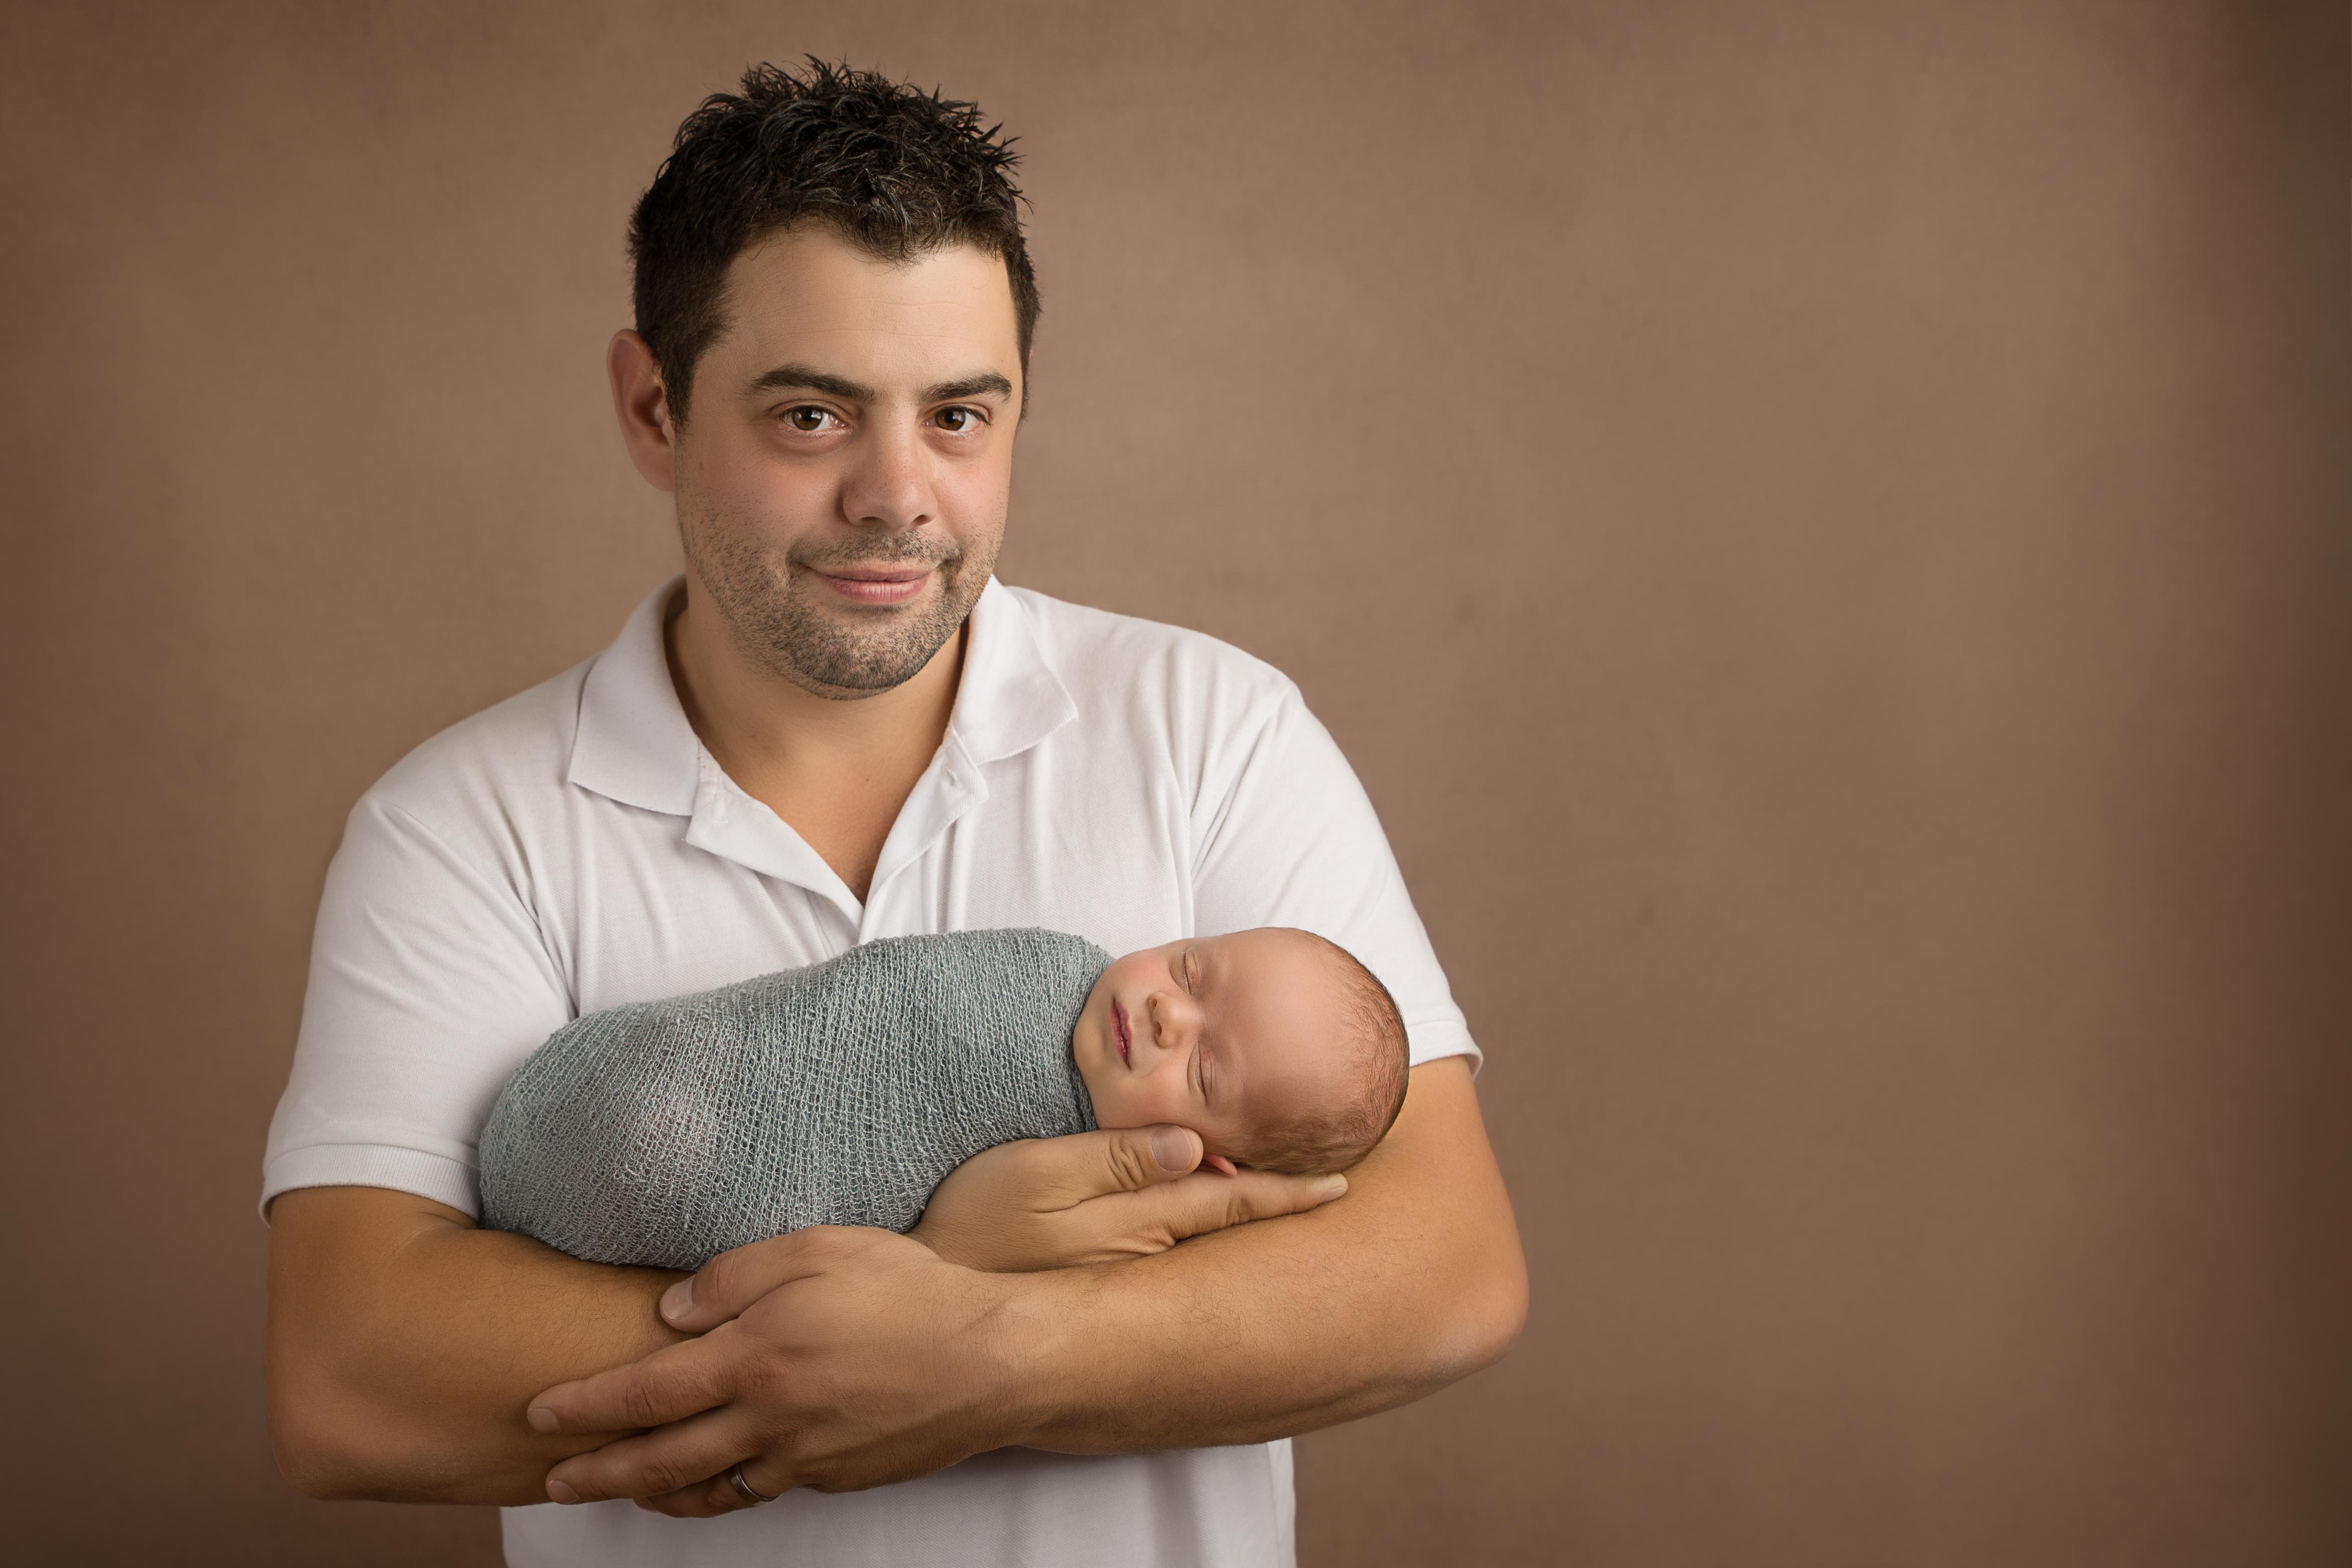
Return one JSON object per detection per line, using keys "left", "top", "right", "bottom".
{"left": 524, "top": 1058, "right": 1524, "bottom": 1513}
{"left": 1005, "top": 1058, "right": 1526, "bottom": 1453}
{"left": 266, "top": 1186, "right": 687, "bottom": 1504}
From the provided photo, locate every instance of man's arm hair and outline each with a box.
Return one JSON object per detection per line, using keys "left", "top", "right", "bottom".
{"left": 265, "top": 1187, "right": 687, "bottom": 1504}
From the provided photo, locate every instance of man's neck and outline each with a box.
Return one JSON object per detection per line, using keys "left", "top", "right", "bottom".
{"left": 662, "top": 579, "right": 968, "bottom": 901}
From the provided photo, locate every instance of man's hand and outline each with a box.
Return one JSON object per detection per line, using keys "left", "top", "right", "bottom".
{"left": 529, "top": 1227, "right": 1023, "bottom": 1516}
{"left": 908, "top": 1122, "right": 1346, "bottom": 1271}
{"left": 525, "top": 1122, "right": 1345, "bottom": 1515}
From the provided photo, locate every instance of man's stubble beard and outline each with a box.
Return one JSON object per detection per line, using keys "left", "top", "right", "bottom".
{"left": 679, "top": 503, "right": 998, "bottom": 700}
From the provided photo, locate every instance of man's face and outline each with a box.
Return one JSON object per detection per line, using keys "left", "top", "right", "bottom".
{"left": 667, "top": 224, "right": 1024, "bottom": 697}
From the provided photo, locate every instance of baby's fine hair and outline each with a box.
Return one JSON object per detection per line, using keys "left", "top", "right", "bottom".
{"left": 1231, "top": 934, "right": 1411, "bottom": 1176}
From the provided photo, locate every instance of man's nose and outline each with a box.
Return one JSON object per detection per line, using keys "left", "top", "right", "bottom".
{"left": 839, "top": 418, "right": 936, "bottom": 532}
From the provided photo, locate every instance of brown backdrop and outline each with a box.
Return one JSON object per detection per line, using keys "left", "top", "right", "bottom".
{"left": 4, "top": 3, "right": 2346, "bottom": 1563}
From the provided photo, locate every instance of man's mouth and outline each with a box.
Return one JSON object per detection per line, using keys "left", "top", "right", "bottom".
{"left": 1112, "top": 1000, "right": 1132, "bottom": 1067}
{"left": 807, "top": 566, "right": 931, "bottom": 606}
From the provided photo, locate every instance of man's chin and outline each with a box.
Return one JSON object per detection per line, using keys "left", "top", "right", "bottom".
{"left": 755, "top": 606, "right": 964, "bottom": 697}
{"left": 774, "top": 654, "right": 939, "bottom": 700}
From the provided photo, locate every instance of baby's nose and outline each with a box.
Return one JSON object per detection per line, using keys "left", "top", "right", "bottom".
{"left": 1153, "top": 992, "right": 1197, "bottom": 1044}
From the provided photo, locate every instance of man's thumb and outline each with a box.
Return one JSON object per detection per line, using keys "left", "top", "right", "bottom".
{"left": 1135, "top": 1124, "right": 1203, "bottom": 1183}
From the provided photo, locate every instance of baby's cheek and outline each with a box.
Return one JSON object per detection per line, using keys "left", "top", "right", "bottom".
{"left": 1087, "top": 1079, "right": 1133, "bottom": 1129}
{"left": 1090, "top": 1076, "right": 1186, "bottom": 1133}
{"left": 1091, "top": 1077, "right": 1165, "bottom": 1131}
{"left": 1136, "top": 1077, "right": 1203, "bottom": 1132}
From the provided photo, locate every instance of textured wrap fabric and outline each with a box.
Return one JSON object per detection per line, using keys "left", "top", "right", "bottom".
{"left": 477, "top": 928, "right": 1109, "bottom": 1269}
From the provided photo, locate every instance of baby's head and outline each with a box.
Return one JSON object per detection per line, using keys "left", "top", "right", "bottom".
{"left": 1071, "top": 928, "right": 1409, "bottom": 1176}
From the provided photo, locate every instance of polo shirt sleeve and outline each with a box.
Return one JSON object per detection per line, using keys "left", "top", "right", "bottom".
{"left": 261, "top": 794, "right": 571, "bottom": 1219}
{"left": 1190, "top": 684, "right": 1480, "bottom": 1071}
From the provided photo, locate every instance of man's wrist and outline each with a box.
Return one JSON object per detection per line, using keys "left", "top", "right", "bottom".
{"left": 971, "top": 1265, "right": 1095, "bottom": 1451}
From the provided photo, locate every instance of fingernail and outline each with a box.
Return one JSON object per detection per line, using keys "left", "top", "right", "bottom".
{"left": 660, "top": 1279, "right": 693, "bottom": 1322}
{"left": 528, "top": 1406, "right": 560, "bottom": 1433}
{"left": 1150, "top": 1125, "right": 1198, "bottom": 1173}
{"left": 1317, "top": 1175, "right": 1349, "bottom": 1203}
{"left": 548, "top": 1478, "right": 581, "bottom": 1504}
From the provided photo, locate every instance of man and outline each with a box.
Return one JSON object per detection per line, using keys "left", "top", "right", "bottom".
{"left": 264, "top": 60, "right": 1524, "bottom": 1566}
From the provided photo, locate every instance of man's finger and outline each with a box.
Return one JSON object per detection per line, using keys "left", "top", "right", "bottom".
{"left": 528, "top": 1329, "right": 739, "bottom": 1435}
{"left": 541, "top": 1405, "right": 756, "bottom": 1505}
{"left": 997, "top": 1123, "right": 1205, "bottom": 1205}
{"left": 1068, "top": 1166, "right": 1346, "bottom": 1259}
{"left": 657, "top": 1224, "right": 877, "bottom": 1333}
{"left": 1099, "top": 1124, "right": 1206, "bottom": 1192}
{"left": 909, "top": 1128, "right": 1350, "bottom": 1270}
{"left": 633, "top": 1469, "right": 766, "bottom": 1519}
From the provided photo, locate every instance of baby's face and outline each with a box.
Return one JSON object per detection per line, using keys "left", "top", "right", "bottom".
{"left": 1072, "top": 927, "right": 1353, "bottom": 1164}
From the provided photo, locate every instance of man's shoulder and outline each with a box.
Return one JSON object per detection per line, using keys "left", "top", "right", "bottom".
{"left": 1000, "top": 585, "right": 1299, "bottom": 722}
{"left": 358, "top": 657, "right": 595, "bottom": 833}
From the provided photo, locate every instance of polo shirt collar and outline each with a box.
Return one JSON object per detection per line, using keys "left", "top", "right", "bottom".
{"left": 567, "top": 578, "right": 700, "bottom": 816}
{"left": 947, "top": 575, "right": 1078, "bottom": 766}
{"left": 566, "top": 574, "right": 1076, "bottom": 820}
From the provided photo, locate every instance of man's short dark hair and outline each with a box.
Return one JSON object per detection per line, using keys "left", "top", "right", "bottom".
{"left": 628, "top": 58, "right": 1040, "bottom": 423}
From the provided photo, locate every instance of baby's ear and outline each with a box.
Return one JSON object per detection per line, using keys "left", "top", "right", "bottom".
{"left": 1204, "top": 1154, "right": 1239, "bottom": 1176}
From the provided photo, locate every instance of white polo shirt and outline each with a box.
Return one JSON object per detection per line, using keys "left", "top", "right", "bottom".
{"left": 264, "top": 576, "right": 1477, "bottom": 1568}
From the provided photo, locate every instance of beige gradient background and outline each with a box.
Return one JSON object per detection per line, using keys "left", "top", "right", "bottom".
{"left": 4, "top": 2, "right": 2347, "bottom": 1563}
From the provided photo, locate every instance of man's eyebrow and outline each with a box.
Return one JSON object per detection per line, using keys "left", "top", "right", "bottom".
{"left": 923, "top": 372, "right": 1015, "bottom": 403}
{"left": 745, "top": 366, "right": 1015, "bottom": 405}
{"left": 747, "top": 364, "right": 876, "bottom": 401}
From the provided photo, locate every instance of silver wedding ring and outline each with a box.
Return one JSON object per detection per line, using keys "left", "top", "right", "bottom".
{"left": 729, "top": 1462, "right": 780, "bottom": 1505}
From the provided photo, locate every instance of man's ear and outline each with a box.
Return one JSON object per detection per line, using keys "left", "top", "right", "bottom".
{"left": 608, "top": 328, "right": 679, "bottom": 494}
{"left": 1204, "top": 1154, "right": 1239, "bottom": 1177}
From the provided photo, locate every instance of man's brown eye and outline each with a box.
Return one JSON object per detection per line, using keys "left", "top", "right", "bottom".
{"left": 936, "top": 408, "right": 975, "bottom": 431}
{"left": 786, "top": 407, "right": 829, "bottom": 432}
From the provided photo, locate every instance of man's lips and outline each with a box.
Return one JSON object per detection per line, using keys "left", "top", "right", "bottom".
{"left": 807, "top": 566, "right": 932, "bottom": 605}
{"left": 1112, "top": 1000, "right": 1132, "bottom": 1066}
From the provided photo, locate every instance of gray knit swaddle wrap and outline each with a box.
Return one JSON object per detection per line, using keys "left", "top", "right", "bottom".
{"left": 477, "top": 928, "right": 1109, "bottom": 1269}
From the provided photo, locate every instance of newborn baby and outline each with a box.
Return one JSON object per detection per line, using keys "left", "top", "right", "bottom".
{"left": 478, "top": 926, "right": 1407, "bottom": 1270}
